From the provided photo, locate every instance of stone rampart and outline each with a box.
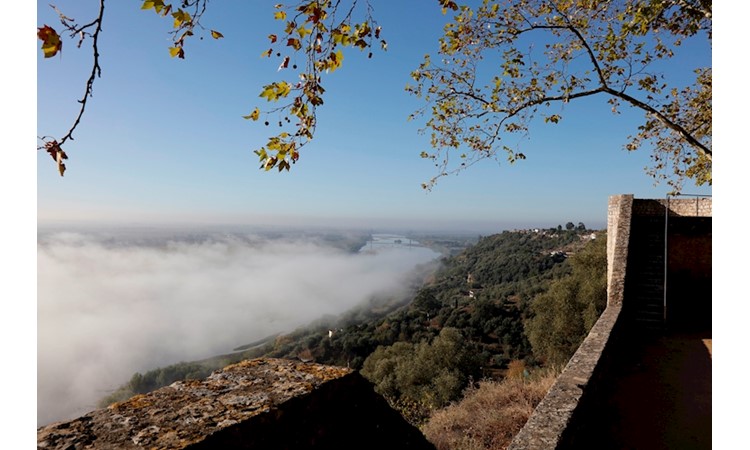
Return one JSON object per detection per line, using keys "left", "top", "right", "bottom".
{"left": 507, "top": 194, "right": 633, "bottom": 450}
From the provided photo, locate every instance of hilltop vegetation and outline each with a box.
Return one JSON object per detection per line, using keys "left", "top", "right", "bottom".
{"left": 100, "top": 226, "right": 607, "bottom": 433}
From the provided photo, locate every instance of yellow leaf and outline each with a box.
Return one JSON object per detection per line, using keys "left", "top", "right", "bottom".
{"left": 260, "top": 82, "right": 292, "bottom": 102}
{"left": 243, "top": 108, "right": 261, "bottom": 121}
{"left": 210, "top": 30, "right": 224, "bottom": 39}
{"left": 172, "top": 9, "right": 191, "bottom": 28}
{"left": 329, "top": 49, "right": 344, "bottom": 72}
{"left": 260, "top": 86, "right": 277, "bottom": 101}
{"left": 297, "top": 26, "right": 311, "bottom": 39}
{"left": 41, "top": 38, "right": 62, "bottom": 58}
{"left": 152, "top": 0, "right": 166, "bottom": 13}
{"left": 276, "top": 81, "right": 291, "bottom": 98}
{"left": 169, "top": 46, "right": 182, "bottom": 58}
{"left": 274, "top": 11, "right": 287, "bottom": 20}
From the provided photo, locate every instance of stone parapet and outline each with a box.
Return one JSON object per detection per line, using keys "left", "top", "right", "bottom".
{"left": 508, "top": 194, "right": 635, "bottom": 450}
{"left": 507, "top": 303, "right": 624, "bottom": 450}
{"left": 632, "top": 197, "right": 711, "bottom": 217}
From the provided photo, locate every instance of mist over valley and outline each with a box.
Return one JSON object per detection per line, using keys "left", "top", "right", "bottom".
{"left": 37, "top": 228, "right": 442, "bottom": 426}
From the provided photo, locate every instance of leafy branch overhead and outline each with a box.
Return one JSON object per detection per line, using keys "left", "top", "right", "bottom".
{"left": 140, "top": 0, "right": 223, "bottom": 59}
{"left": 36, "top": 1, "right": 106, "bottom": 176}
{"left": 37, "top": 0, "right": 711, "bottom": 193}
{"left": 37, "top": 0, "right": 223, "bottom": 176}
{"left": 407, "top": 0, "right": 711, "bottom": 192}
{"left": 249, "top": 1, "right": 387, "bottom": 172}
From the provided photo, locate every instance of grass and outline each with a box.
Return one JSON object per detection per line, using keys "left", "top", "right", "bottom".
{"left": 422, "top": 366, "right": 559, "bottom": 450}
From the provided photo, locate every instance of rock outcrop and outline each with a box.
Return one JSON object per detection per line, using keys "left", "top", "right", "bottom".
{"left": 38, "top": 358, "right": 434, "bottom": 450}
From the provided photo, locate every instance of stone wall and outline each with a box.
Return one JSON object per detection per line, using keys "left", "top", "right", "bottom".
{"left": 507, "top": 194, "right": 633, "bottom": 450}
{"left": 37, "top": 358, "right": 435, "bottom": 450}
{"left": 632, "top": 197, "right": 712, "bottom": 217}
{"left": 606, "top": 194, "right": 634, "bottom": 307}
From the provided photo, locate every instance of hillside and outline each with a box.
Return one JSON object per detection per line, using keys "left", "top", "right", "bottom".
{"left": 100, "top": 227, "right": 599, "bottom": 411}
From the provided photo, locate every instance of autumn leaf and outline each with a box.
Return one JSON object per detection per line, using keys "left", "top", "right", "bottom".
{"left": 44, "top": 140, "right": 68, "bottom": 176}
{"left": 243, "top": 107, "right": 261, "bottom": 121}
{"left": 37, "top": 25, "right": 62, "bottom": 58}
{"left": 142, "top": 0, "right": 167, "bottom": 14}
{"left": 259, "top": 82, "right": 291, "bottom": 101}
{"left": 169, "top": 46, "right": 185, "bottom": 58}
{"left": 172, "top": 9, "right": 192, "bottom": 28}
{"left": 210, "top": 30, "right": 224, "bottom": 39}
{"left": 439, "top": 0, "right": 458, "bottom": 14}
{"left": 328, "top": 49, "right": 344, "bottom": 72}
{"left": 287, "top": 38, "right": 302, "bottom": 50}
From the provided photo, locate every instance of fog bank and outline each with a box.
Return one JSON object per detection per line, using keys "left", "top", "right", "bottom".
{"left": 38, "top": 231, "right": 438, "bottom": 426}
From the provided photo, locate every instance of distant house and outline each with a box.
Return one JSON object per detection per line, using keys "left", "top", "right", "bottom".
{"left": 550, "top": 251, "right": 568, "bottom": 261}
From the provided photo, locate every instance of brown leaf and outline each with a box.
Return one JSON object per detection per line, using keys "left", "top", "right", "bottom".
{"left": 37, "top": 25, "right": 63, "bottom": 58}
{"left": 44, "top": 140, "right": 68, "bottom": 177}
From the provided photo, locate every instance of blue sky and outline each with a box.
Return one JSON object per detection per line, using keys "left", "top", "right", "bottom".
{"left": 35, "top": 1, "right": 712, "bottom": 233}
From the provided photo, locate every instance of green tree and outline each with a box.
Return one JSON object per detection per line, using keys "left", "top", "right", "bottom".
{"left": 525, "top": 233, "right": 607, "bottom": 366}
{"left": 38, "top": 0, "right": 710, "bottom": 192}
{"left": 361, "top": 327, "right": 481, "bottom": 416}
{"left": 412, "top": 289, "right": 442, "bottom": 314}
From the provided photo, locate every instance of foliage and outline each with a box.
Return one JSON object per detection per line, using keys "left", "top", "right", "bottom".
{"left": 139, "top": 0, "right": 223, "bottom": 60}
{"left": 407, "top": 0, "right": 711, "bottom": 192}
{"left": 422, "top": 367, "right": 559, "bottom": 450}
{"left": 249, "top": 1, "right": 388, "bottom": 172}
{"left": 360, "top": 327, "right": 482, "bottom": 423}
{"left": 525, "top": 232, "right": 607, "bottom": 366}
{"left": 38, "top": 1, "right": 710, "bottom": 192}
